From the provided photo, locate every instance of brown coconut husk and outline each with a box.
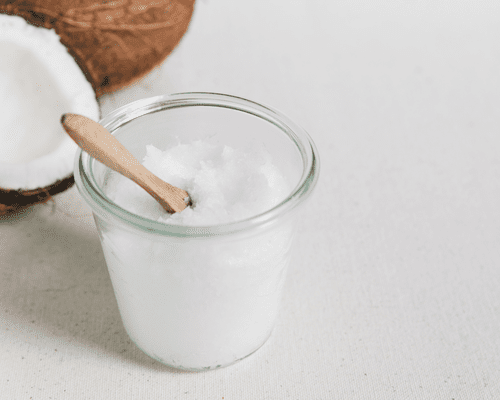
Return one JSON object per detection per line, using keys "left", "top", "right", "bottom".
{"left": 0, "top": 0, "right": 195, "bottom": 96}
{"left": 0, "top": 176, "right": 74, "bottom": 217}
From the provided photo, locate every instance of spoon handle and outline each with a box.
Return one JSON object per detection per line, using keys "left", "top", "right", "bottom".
{"left": 61, "top": 113, "right": 189, "bottom": 214}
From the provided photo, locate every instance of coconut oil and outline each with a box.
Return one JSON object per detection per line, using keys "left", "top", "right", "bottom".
{"left": 98, "top": 140, "right": 294, "bottom": 370}
{"left": 75, "top": 93, "right": 319, "bottom": 371}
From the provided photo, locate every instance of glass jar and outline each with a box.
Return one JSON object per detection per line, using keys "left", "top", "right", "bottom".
{"left": 74, "top": 92, "right": 319, "bottom": 371}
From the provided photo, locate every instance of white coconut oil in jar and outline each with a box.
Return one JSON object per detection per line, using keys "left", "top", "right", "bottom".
{"left": 75, "top": 93, "right": 319, "bottom": 371}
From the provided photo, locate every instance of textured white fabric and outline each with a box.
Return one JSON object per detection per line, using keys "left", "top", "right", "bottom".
{"left": 2, "top": 0, "right": 500, "bottom": 398}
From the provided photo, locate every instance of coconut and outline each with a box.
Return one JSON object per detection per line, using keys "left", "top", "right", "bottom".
{"left": 0, "top": 14, "right": 99, "bottom": 216}
{"left": 0, "top": 1, "right": 194, "bottom": 216}
{"left": 0, "top": 0, "right": 195, "bottom": 95}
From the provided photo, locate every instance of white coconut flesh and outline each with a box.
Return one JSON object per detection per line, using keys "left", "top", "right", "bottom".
{"left": 0, "top": 14, "right": 99, "bottom": 191}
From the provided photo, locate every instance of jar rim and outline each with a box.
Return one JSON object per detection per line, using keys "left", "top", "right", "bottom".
{"left": 74, "top": 92, "right": 320, "bottom": 237}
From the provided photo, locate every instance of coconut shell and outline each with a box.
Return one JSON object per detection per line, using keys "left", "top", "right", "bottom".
{"left": 0, "top": 176, "right": 74, "bottom": 217}
{"left": 0, "top": 0, "right": 195, "bottom": 96}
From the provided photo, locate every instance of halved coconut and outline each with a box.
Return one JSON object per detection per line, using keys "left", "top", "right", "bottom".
{"left": 0, "top": 14, "right": 100, "bottom": 216}
{"left": 0, "top": 0, "right": 195, "bottom": 96}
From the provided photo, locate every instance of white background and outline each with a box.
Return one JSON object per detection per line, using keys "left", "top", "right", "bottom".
{"left": 2, "top": 0, "right": 500, "bottom": 398}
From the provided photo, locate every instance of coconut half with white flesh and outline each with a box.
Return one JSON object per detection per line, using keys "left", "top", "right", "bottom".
{"left": 0, "top": 14, "right": 100, "bottom": 216}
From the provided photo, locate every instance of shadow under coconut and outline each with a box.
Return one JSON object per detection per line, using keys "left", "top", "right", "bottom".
{"left": 0, "top": 202, "right": 183, "bottom": 373}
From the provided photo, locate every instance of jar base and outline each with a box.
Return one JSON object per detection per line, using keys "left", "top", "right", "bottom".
{"left": 131, "top": 328, "right": 274, "bottom": 372}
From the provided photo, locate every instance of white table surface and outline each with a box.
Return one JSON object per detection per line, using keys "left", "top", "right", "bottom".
{"left": 2, "top": 1, "right": 500, "bottom": 398}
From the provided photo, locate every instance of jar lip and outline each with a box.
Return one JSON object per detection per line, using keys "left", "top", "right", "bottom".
{"left": 75, "top": 92, "right": 320, "bottom": 237}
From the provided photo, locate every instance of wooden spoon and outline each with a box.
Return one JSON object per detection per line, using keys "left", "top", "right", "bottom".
{"left": 61, "top": 113, "right": 191, "bottom": 214}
